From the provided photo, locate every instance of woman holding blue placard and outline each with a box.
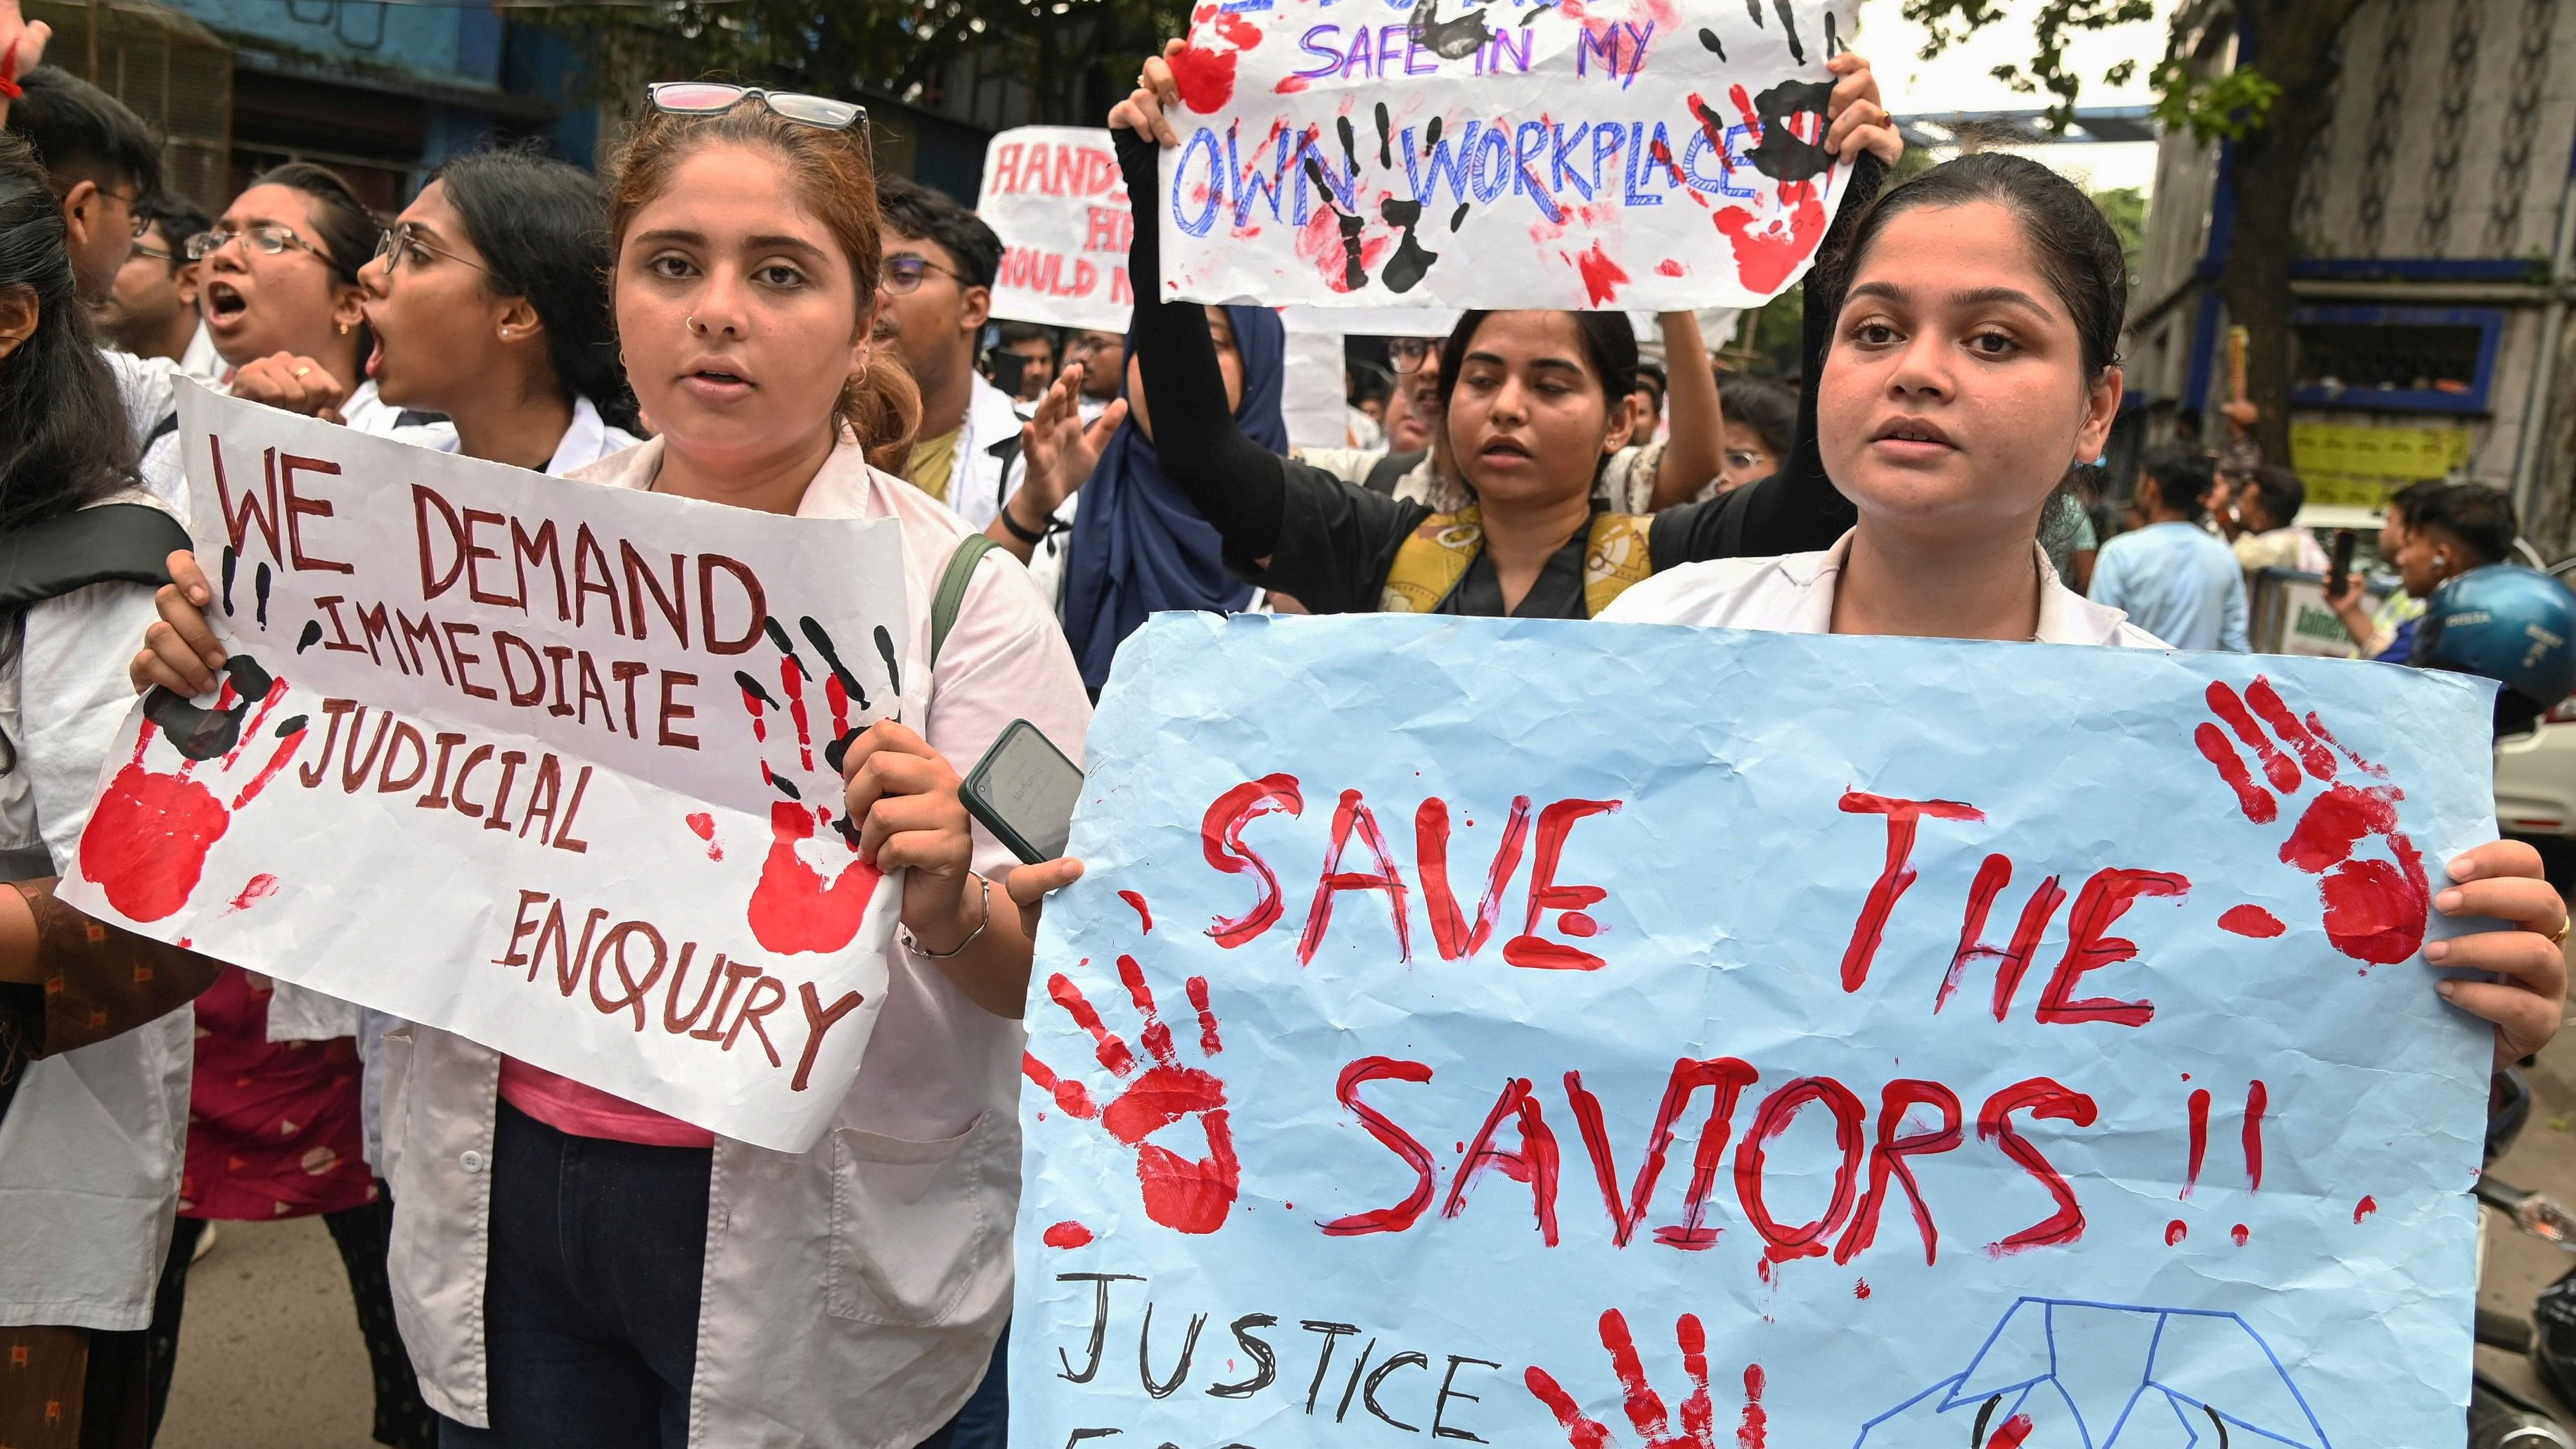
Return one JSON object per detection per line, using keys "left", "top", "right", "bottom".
{"left": 1089, "top": 44, "right": 1902, "bottom": 620}
{"left": 1598, "top": 148, "right": 2569, "bottom": 1066}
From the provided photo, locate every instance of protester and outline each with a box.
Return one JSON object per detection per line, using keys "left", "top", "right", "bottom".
{"left": 2326, "top": 481, "right": 2518, "bottom": 663}
{"left": 363, "top": 146, "right": 642, "bottom": 473}
{"left": 1087, "top": 44, "right": 1895, "bottom": 628}
{"left": 1593, "top": 150, "right": 2566, "bottom": 1071}
{"left": 1379, "top": 335, "right": 1440, "bottom": 454}
{"left": 138, "top": 81, "right": 1089, "bottom": 1448}
{"left": 1305, "top": 309, "right": 1724, "bottom": 515}
{"left": 0, "top": 58, "right": 199, "bottom": 451}
{"left": 984, "top": 356, "right": 1125, "bottom": 594}
{"left": 0, "top": 126, "right": 211, "bottom": 1449}
{"left": 2323, "top": 478, "right": 2439, "bottom": 658}
{"left": 1712, "top": 371, "right": 1795, "bottom": 494}
{"left": 1347, "top": 357, "right": 1389, "bottom": 447}
{"left": 1058, "top": 298, "right": 1288, "bottom": 685}
{"left": 876, "top": 174, "right": 1026, "bottom": 528}
{"left": 178, "top": 163, "right": 421, "bottom": 433}
{"left": 1067, "top": 325, "right": 1123, "bottom": 419}
{"left": 2226, "top": 463, "right": 2331, "bottom": 575}
{"left": 2084, "top": 448, "right": 2248, "bottom": 651}
{"left": 96, "top": 192, "right": 217, "bottom": 381}
{"left": 1630, "top": 356, "right": 1667, "bottom": 442}
{"left": 992, "top": 318, "right": 1056, "bottom": 403}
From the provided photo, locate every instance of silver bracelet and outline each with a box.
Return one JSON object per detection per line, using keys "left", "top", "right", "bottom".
{"left": 906, "top": 875, "right": 991, "bottom": 959}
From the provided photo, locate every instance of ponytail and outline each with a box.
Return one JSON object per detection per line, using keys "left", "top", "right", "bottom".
{"left": 847, "top": 350, "right": 921, "bottom": 475}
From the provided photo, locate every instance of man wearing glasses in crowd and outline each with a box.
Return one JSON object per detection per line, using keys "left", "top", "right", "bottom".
{"left": 1295, "top": 334, "right": 1456, "bottom": 503}
{"left": 1065, "top": 327, "right": 1125, "bottom": 422}
{"left": 0, "top": 61, "right": 196, "bottom": 447}
{"left": 873, "top": 175, "right": 1031, "bottom": 534}
{"left": 96, "top": 193, "right": 222, "bottom": 384}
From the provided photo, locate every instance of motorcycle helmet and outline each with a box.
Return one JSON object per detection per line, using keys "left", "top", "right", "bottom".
{"left": 2411, "top": 566, "right": 2576, "bottom": 736}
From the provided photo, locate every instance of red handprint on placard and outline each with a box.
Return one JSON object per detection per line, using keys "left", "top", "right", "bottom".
{"left": 719, "top": 615, "right": 898, "bottom": 956}
{"left": 1023, "top": 955, "right": 1239, "bottom": 1234}
{"left": 1525, "top": 1308, "right": 1722, "bottom": 1449}
{"left": 78, "top": 658, "right": 308, "bottom": 922}
{"left": 2193, "top": 677, "right": 2429, "bottom": 964}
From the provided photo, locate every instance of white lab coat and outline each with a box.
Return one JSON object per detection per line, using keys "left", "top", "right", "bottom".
{"left": 1599, "top": 530, "right": 2171, "bottom": 651}
{"left": 381, "top": 435, "right": 1091, "bottom": 1445}
{"left": 935, "top": 373, "right": 1032, "bottom": 532}
{"left": 0, "top": 493, "right": 194, "bottom": 1332}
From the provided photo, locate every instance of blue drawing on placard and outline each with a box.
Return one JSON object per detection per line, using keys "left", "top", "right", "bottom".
{"left": 1852, "top": 1298, "right": 2332, "bottom": 1448}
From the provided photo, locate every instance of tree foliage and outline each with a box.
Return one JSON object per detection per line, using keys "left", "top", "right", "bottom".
{"left": 1899, "top": 0, "right": 2272, "bottom": 143}
{"left": 532, "top": 0, "right": 1193, "bottom": 126}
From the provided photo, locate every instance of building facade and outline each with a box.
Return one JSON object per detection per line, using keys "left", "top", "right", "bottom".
{"left": 2125, "top": 0, "right": 2576, "bottom": 551}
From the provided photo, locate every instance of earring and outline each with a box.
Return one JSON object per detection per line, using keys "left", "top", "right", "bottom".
{"left": 338, "top": 321, "right": 350, "bottom": 336}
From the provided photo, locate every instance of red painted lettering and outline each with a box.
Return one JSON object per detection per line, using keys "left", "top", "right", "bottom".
{"left": 1836, "top": 791, "right": 1986, "bottom": 992}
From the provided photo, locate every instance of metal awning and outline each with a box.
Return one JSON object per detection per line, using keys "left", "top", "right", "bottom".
{"left": 1896, "top": 106, "right": 2161, "bottom": 148}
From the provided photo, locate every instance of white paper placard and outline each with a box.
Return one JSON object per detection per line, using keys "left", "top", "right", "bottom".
{"left": 61, "top": 387, "right": 911, "bottom": 1151}
{"left": 1157, "top": 0, "right": 1862, "bottom": 311}
{"left": 982, "top": 125, "right": 1137, "bottom": 333}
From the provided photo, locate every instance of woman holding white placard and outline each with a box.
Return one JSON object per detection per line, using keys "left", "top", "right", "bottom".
{"left": 1089, "top": 43, "right": 1900, "bottom": 620}
{"left": 133, "top": 84, "right": 1089, "bottom": 1448}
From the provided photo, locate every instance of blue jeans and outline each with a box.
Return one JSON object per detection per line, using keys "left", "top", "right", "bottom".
{"left": 438, "top": 1101, "right": 710, "bottom": 1449}
{"left": 940, "top": 1327, "right": 1010, "bottom": 1449}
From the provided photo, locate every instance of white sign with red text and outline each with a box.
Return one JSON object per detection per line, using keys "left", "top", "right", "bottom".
{"left": 62, "top": 387, "right": 909, "bottom": 1151}
{"left": 982, "top": 125, "right": 1137, "bottom": 332}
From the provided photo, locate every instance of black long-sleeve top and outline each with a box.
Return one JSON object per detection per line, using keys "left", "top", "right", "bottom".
{"left": 1118, "top": 128, "right": 1878, "bottom": 618}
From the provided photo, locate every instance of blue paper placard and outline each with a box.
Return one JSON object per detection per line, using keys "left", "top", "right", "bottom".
{"left": 1012, "top": 613, "right": 2499, "bottom": 1449}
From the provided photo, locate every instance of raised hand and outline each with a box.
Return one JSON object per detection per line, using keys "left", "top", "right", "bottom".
{"left": 231, "top": 353, "right": 354, "bottom": 424}
{"left": 1023, "top": 952, "right": 1238, "bottom": 1234}
{"left": 1020, "top": 362, "right": 1125, "bottom": 516}
{"left": 1108, "top": 39, "right": 1187, "bottom": 146}
{"left": 1525, "top": 1308, "right": 1717, "bottom": 1449}
{"left": 0, "top": 0, "right": 51, "bottom": 129}
{"left": 79, "top": 656, "right": 309, "bottom": 921}
{"left": 1824, "top": 51, "right": 1901, "bottom": 165}
{"left": 2194, "top": 677, "right": 2427, "bottom": 964}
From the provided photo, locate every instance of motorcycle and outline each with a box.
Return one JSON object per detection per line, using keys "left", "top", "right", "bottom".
{"left": 2475, "top": 1070, "right": 2576, "bottom": 1448}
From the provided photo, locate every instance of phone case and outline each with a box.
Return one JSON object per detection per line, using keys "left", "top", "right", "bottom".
{"left": 961, "top": 720, "right": 1077, "bottom": 865}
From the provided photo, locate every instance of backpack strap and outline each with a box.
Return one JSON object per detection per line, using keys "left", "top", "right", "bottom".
{"left": 1363, "top": 448, "right": 1427, "bottom": 497}
{"left": 0, "top": 503, "right": 190, "bottom": 611}
{"left": 930, "top": 534, "right": 1000, "bottom": 666}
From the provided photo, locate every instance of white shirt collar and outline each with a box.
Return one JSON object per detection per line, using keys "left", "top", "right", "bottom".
{"left": 177, "top": 322, "right": 225, "bottom": 385}
{"left": 1779, "top": 530, "right": 2144, "bottom": 646}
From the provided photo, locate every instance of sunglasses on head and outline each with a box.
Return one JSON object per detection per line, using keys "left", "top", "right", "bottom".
{"left": 647, "top": 82, "right": 867, "bottom": 132}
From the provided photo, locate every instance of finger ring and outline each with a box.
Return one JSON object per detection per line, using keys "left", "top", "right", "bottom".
{"left": 2551, "top": 918, "right": 2569, "bottom": 947}
{"left": 292, "top": 366, "right": 312, "bottom": 379}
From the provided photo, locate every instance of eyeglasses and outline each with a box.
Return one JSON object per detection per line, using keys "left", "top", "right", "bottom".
{"left": 186, "top": 225, "right": 325, "bottom": 262}
{"left": 1389, "top": 337, "right": 1442, "bottom": 375}
{"left": 880, "top": 254, "right": 969, "bottom": 295}
{"left": 89, "top": 186, "right": 150, "bottom": 238}
{"left": 375, "top": 223, "right": 489, "bottom": 276}
{"left": 1066, "top": 333, "right": 1120, "bottom": 357}
{"left": 647, "top": 82, "right": 866, "bottom": 132}
{"left": 129, "top": 241, "right": 177, "bottom": 264}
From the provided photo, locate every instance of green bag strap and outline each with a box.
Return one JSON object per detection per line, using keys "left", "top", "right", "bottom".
{"left": 930, "top": 533, "right": 999, "bottom": 665}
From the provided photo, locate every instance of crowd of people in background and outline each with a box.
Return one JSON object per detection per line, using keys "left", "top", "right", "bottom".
{"left": 1, "top": 10, "right": 2572, "bottom": 1448}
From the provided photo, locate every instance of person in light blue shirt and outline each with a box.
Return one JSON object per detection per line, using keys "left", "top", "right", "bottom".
{"left": 2087, "top": 449, "right": 2250, "bottom": 651}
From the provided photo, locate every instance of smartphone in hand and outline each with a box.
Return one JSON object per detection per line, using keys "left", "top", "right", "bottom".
{"left": 2328, "top": 528, "right": 2359, "bottom": 597}
{"left": 961, "top": 720, "right": 1084, "bottom": 864}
